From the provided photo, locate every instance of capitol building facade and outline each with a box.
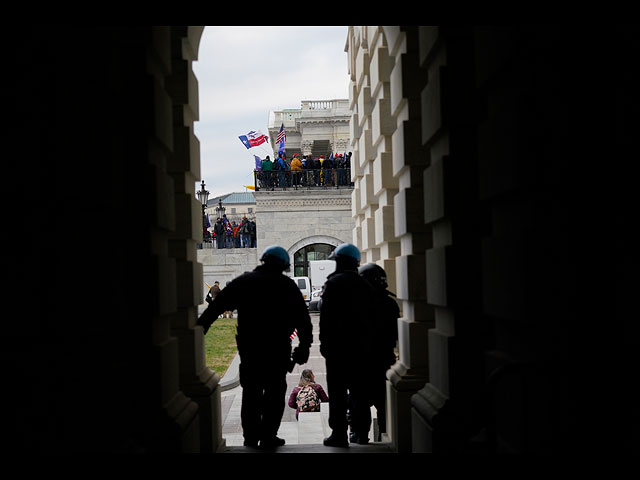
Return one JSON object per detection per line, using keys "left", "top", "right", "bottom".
{"left": 198, "top": 99, "right": 355, "bottom": 289}
{"left": 267, "top": 99, "right": 351, "bottom": 159}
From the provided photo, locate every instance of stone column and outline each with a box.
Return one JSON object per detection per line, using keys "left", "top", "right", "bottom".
{"left": 348, "top": 26, "right": 431, "bottom": 452}
{"left": 384, "top": 26, "right": 433, "bottom": 453}
{"left": 166, "top": 26, "right": 225, "bottom": 453}
{"left": 119, "top": 26, "right": 202, "bottom": 452}
{"left": 409, "top": 26, "right": 487, "bottom": 453}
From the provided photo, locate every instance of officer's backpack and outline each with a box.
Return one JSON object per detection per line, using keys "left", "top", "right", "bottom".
{"left": 296, "top": 385, "right": 320, "bottom": 412}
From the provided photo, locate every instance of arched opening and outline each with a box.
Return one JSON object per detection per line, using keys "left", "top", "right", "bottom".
{"left": 292, "top": 243, "right": 336, "bottom": 277}
{"left": 5, "top": 24, "right": 631, "bottom": 455}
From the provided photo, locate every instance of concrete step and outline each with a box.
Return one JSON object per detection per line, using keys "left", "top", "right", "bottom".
{"left": 298, "top": 412, "right": 326, "bottom": 444}
{"left": 296, "top": 402, "right": 379, "bottom": 444}
{"left": 220, "top": 442, "right": 394, "bottom": 453}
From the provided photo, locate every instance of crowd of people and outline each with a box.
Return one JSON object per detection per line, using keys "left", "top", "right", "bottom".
{"left": 203, "top": 214, "right": 256, "bottom": 249}
{"left": 255, "top": 152, "right": 353, "bottom": 190}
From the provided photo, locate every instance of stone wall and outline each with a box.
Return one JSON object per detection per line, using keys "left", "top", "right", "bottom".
{"left": 197, "top": 188, "right": 354, "bottom": 302}
{"left": 347, "top": 26, "right": 430, "bottom": 452}
{"left": 346, "top": 25, "right": 634, "bottom": 454}
{"left": 3, "top": 26, "right": 219, "bottom": 453}
{"left": 198, "top": 248, "right": 259, "bottom": 296}
{"left": 255, "top": 189, "right": 354, "bottom": 262}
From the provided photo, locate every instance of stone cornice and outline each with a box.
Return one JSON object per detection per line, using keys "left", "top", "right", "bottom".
{"left": 255, "top": 189, "right": 353, "bottom": 212}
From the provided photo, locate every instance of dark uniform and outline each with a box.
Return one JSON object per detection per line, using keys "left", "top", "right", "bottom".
{"left": 197, "top": 250, "right": 312, "bottom": 448}
{"left": 359, "top": 263, "right": 400, "bottom": 440}
{"left": 319, "top": 243, "right": 376, "bottom": 447}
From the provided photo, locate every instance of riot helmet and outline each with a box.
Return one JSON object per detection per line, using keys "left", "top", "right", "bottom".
{"left": 260, "top": 245, "right": 291, "bottom": 271}
{"left": 328, "top": 243, "right": 361, "bottom": 269}
{"left": 358, "top": 263, "right": 388, "bottom": 291}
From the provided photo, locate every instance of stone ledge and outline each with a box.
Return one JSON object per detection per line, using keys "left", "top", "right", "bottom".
{"left": 220, "top": 353, "right": 241, "bottom": 392}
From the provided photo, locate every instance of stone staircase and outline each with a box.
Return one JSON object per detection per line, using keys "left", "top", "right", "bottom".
{"left": 220, "top": 403, "right": 392, "bottom": 453}
{"left": 285, "top": 147, "right": 301, "bottom": 159}
{"left": 219, "top": 311, "right": 393, "bottom": 453}
{"left": 296, "top": 402, "right": 331, "bottom": 444}
{"left": 311, "top": 139, "right": 331, "bottom": 159}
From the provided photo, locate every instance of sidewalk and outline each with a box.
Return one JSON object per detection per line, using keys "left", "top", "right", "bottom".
{"left": 219, "top": 311, "right": 380, "bottom": 448}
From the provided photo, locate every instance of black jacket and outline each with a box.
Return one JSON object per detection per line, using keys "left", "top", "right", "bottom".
{"left": 319, "top": 268, "right": 376, "bottom": 362}
{"left": 197, "top": 265, "right": 313, "bottom": 363}
{"left": 370, "top": 291, "right": 400, "bottom": 370}
{"left": 213, "top": 221, "right": 225, "bottom": 237}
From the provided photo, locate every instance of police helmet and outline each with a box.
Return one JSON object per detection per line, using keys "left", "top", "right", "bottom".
{"left": 328, "top": 243, "right": 361, "bottom": 266}
{"left": 260, "top": 245, "right": 291, "bottom": 271}
{"left": 358, "top": 263, "right": 388, "bottom": 290}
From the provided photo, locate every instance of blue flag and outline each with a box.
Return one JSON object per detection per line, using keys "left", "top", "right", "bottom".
{"left": 276, "top": 123, "right": 286, "bottom": 155}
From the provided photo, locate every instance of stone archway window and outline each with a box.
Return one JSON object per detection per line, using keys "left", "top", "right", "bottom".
{"left": 293, "top": 243, "right": 336, "bottom": 277}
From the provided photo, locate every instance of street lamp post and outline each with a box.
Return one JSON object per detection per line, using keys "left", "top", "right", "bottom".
{"left": 214, "top": 198, "right": 226, "bottom": 249}
{"left": 215, "top": 198, "right": 225, "bottom": 219}
{"left": 196, "top": 180, "right": 209, "bottom": 245}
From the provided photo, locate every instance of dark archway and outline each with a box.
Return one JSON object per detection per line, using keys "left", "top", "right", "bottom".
{"left": 293, "top": 243, "right": 336, "bottom": 277}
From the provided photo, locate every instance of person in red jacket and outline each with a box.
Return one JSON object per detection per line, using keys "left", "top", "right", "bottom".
{"left": 288, "top": 369, "right": 329, "bottom": 420}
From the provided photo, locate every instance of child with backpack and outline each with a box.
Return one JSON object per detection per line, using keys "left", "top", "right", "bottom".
{"left": 288, "top": 369, "right": 329, "bottom": 420}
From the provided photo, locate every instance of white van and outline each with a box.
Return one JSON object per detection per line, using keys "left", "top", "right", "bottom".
{"left": 308, "top": 260, "right": 336, "bottom": 311}
{"left": 292, "top": 276, "right": 311, "bottom": 308}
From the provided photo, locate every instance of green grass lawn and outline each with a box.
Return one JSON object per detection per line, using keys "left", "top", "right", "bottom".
{"left": 204, "top": 315, "right": 238, "bottom": 377}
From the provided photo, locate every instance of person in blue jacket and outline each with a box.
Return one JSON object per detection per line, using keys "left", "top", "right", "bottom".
{"left": 276, "top": 153, "right": 289, "bottom": 188}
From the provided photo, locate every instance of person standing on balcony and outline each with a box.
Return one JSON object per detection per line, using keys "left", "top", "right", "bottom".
{"left": 290, "top": 154, "right": 303, "bottom": 186}
{"left": 232, "top": 221, "right": 241, "bottom": 248}
{"left": 225, "top": 222, "right": 234, "bottom": 248}
{"left": 213, "top": 218, "right": 225, "bottom": 249}
{"left": 335, "top": 154, "right": 345, "bottom": 186}
{"left": 301, "top": 155, "right": 311, "bottom": 186}
{"left": 322, "top": 154, "right": 334, "bottom": 187}
{"left": 239, "top": 216, "right": 250, "bottom": 248}
{"left": 310, "top": 157, "right": 321, "bottom": 186}
{"left": 261, "top": 156, "right": 273, "bottom": 189}
{"left": 276, "top": 153, "right": 288, "bottom": 188}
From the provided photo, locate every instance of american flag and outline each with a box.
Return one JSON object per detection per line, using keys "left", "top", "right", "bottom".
{"left": 276, "top": 123, "right": 286, "bottom": 144}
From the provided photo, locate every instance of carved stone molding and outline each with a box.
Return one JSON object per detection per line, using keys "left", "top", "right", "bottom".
{"left": 257, "top": 197, "right": 351, "bottom": 210}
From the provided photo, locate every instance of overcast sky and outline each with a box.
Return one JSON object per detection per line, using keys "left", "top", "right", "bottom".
{"left": 193, "top": 26, "right": 351, "bottom": 200}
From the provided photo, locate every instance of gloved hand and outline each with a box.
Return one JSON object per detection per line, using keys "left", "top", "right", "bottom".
{"left": 196, "top": 314, "right": 214, "bottom": 335}
{"left": 291, "top": 345, "right": 310, "bottom": 365}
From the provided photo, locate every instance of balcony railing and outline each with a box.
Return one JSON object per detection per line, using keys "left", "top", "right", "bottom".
{"left": 253, "top": 169, "right": 353, "bottom": 191}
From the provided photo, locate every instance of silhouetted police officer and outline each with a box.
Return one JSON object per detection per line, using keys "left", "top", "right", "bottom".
{"left": 197, "top": 245, "right": 313, "bottom": 449}
{"left": 358, "top": 263, "right": 400, "bottom": 441}
{"left": 319, "top": 243, "right": 376, "bottom": 447}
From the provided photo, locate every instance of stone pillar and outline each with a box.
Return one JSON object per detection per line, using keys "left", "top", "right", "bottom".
{"left": 347, "top": 26, "right": 431, "bottom": 452}
{"left": 166, "top": 26, "right": 225, "bottom": 453}
{"left": 137, "top": 26, "right": 202, "bottom": 453}
{"left": 406, "top": 27, "right": 486, "bottom": 453}
{"left": 385, "top": 26, "right": 433, "bottom": 453}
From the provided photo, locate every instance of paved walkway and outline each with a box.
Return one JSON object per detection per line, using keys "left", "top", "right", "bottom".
{"left": 217, "top": 311, "right": 389, "bottom": 452}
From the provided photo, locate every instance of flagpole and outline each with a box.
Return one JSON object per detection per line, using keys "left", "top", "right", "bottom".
{"left": 248, "top": 144, "right": 271, "bottom": 163}
{"left": 256, "top": 142, "right": 272, "bottom": 158}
